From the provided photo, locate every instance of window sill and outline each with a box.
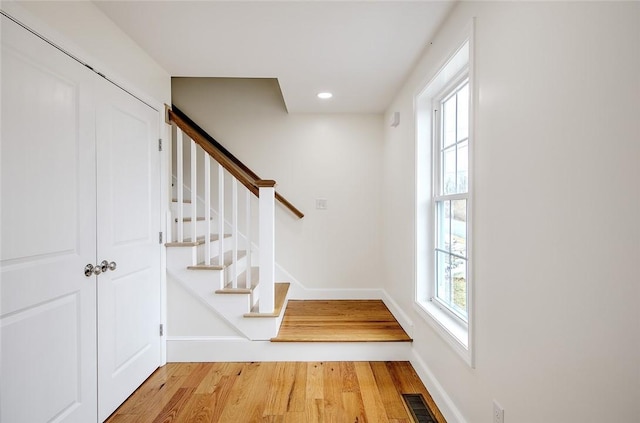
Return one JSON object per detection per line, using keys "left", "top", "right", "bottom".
{"left": 414, "top": 299, "right": 473, "bottom": 367}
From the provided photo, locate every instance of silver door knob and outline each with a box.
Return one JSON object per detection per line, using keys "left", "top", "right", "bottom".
{"left": 93, "top": 265, "right": 102, "bottom": 275}
{"left": 100, "top": 260, "right": 109, "bottom": 273}
{"left": 108, "top": 261, "right": 117, "bottom": 271}
{"left": 84, "top": 264, "right": 94, "bottom": 277}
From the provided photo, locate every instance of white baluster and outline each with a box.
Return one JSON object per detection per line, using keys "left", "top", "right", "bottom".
{"left": 231, "top": 180, "right": 238, "bottom": 288}
{"left": 176, "top": 129, "right": 184, "bottom": 242}
{"left": 257, "top": 180, "right": 276, "bottom": 313}
{"left": 217, "top": 164, "right": 225, "bottom": 271}
{"left": 167, "top": 123, "right": 174, "bottom": 243}
{"left": 204, "top": 154, "right": 211, "bottom": 265}
{"left": 245, "top": 188, "right": 251, "bottom": 289}
{"left": 190, "top": 140, "right": 197, "bottom": 243}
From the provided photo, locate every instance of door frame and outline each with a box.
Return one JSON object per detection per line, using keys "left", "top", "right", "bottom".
{"left": 1, "top": 3, "right": 169, "bottom": 365}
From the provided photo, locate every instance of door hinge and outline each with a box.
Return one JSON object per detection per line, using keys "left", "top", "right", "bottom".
{"left": 159, "top": 324, "right": 164, "bottom": 336}
{"left": 158, "top": 138, "right": 163, "bottom": 151}
{"left": 159, "top": 232, "right": 163, "bottom": 244}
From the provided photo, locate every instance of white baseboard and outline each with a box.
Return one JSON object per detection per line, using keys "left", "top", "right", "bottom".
{"left": 410, "top": 349, "right": 467, "bottom": 423}
{"left": 380, "top": 290, "right": 414, "bottom": 338}
{"left": 167, "top": 336, "right": 413, "bottom": 362}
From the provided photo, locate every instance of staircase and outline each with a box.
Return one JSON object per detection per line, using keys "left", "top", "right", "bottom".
{"left": 165, "top": 106, "right": 301, "bottom": 340}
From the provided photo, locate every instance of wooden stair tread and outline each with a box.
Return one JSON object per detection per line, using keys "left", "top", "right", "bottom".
{"left": 187, "top": 250, "right": 247, "bottom": 270}
{"left": 165, "top": 233, "right": 231, "bottom": 247}
{"left": 243, "top": 282, "right": 290, "bottom": 318}
{"left": 215, "top": 267, "right": 259, "bottom": 294}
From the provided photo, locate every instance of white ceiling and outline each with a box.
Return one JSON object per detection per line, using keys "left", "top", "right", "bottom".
{"left": 94, "top": 1, "right": 455, "bottom": 113}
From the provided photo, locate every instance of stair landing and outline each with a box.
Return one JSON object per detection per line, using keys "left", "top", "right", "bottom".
{"left": 271, "top": 300, "right": 412, "bottom": 342}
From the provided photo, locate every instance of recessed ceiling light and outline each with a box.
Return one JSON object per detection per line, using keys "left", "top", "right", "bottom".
{"left": 317, "top": 92, "right": 333, "bottom": 99}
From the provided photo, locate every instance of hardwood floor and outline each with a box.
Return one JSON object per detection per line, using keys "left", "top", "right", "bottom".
{"left": 105, "top": 362, "right": 446, "bottom": 423}
{"left": 271, "top": 300, "right": 412, "bottom": 342}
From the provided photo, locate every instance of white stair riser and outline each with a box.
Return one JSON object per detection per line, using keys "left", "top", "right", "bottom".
{"left": 171, "top": 219, "right": 218, "bottom": 242}
{"left": 171, "top": 201, "right": 218, "bottom": 220}
{"left": 195, "top": 241, "right": 226, "bottom": 265}
{"left": 167, "top": 244, "right": 251, "bottom": 277}
{"left": 166, "top": 247, "right": 197, "bottom": 269}
{"left": 166, "top": 243, "right": 228, "bottom": 268}
{"left": 225, "top": 255, "right": 248, "bottom": 284}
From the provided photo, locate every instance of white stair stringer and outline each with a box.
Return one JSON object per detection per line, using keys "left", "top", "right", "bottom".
{"left": 166, "top": 265, "right": 284, "bottom": 341}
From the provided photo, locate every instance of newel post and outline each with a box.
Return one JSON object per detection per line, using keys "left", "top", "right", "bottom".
{"left": 256, "top": 179, "right": 276, "bottom": 313}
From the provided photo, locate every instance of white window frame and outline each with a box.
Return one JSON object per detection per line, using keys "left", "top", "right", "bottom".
{"left": 432, "top": 76, "right": 470, "bottom": 324}
{"left": 414, "top": 22, "right": 475, "bottom": 367}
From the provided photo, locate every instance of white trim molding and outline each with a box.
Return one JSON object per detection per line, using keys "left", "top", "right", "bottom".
{"left": 167, "top": 337, "right": 413, "bottom": 362}
{"left": 410, "top": 350, "right": 468, "bottom": 423}
{"left": 414, "top": 18, "right": 476, "bottom": 368}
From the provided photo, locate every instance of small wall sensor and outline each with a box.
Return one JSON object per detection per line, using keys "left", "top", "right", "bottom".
{"left": 390, "top": 111, "right": 400, "bottom": 128}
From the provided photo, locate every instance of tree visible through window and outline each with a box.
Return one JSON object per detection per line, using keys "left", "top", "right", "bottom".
{"left": 434, "top": 79, "right": 469, "bottom": 321}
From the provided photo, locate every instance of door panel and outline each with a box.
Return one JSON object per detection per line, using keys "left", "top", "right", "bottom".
{"left": 0, "top": 16, "right": 97, "bottom": 423}
{"left": 95, "top": 77, "right": 161, "bottom": 422}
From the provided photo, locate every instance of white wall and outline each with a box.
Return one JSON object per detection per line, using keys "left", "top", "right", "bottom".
{"left": 383, "top": 2, "right": 640, "bottom": 422}
{"left": 3, "top": 0, "right": 170, "bottom": 104}
{"left": 172, "top": 78, "right": 384, "bottom": 291}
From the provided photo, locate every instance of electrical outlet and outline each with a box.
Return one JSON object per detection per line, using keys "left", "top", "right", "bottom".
{"left": 493, "top": 400, "right": 504, "bottom": 423}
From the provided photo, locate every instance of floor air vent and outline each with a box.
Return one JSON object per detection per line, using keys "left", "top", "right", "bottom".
{"left": 402, "top": 393, "right": 437, "bottom": 423}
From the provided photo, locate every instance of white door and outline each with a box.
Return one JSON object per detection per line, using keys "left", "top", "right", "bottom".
{"left": 0, "top": 16, "right": 98, "bottom": 423}
{"left": 1, "top": 15, "right": 163, "bottom": 423}
{"left": 95, "top": 76, "right": 162, "bottom": 421}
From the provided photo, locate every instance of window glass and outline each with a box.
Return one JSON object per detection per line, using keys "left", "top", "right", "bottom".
{"left": 435, "top": 79, "right": 470, "bottom": 321}
{"left": 443, "top": 95, "right": 457, "bottom": 147}
{"left": 457, "top": 83, "right": 469, "bottom": 142}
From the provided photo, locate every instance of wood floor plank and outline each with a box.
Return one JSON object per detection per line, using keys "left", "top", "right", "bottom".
{"left": 305, "top": 362, "right": 325, "bottom": 402}
{"left": 218, "top": 362, "right": 273, "bottom": 422}
{"left": 354, "top": 362, "right": 390, "bottom": 423}
{"left": 181, "top": 363, "right": 240, "bottom": 421}
{"left": 207, "top": 362, "right": 245, "bottom": 423}
{"left": 263, "top": 361, "right": 297, "bottom": 416}
{"left": 339, "top": 361, "right": 360, "bottom": 393}
{"left": 107, "top": 362, "right": 446, "bottom": 423}
{"left": 151, "top": 387, "right": 195, "bottom": 423}
{"left": 272, "top": 300, "right": 412, "bottom": 342}
{"left": 286, "top": 362, "right": 307, "bottom": 413}
{"left": 370, "top": 361, "right": 411, "bottom": 420}
{"left": 322, "top": 362, "right": 346, "bottom": 422}
{"left": 180, "top": 393, "right": 214, "bottom": 423}
{"left": 194, "top": 362, "right": 226, "bottom": 395}
{"left": 106, "top": 364, "right": 190, "bottom": 422}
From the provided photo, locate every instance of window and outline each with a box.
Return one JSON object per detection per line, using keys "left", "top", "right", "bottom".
{"left": 415, "top": 34, "right": 474, "bottom": 367}
{"left": 434, "top": 79, "right": 469, "bottom": 322}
